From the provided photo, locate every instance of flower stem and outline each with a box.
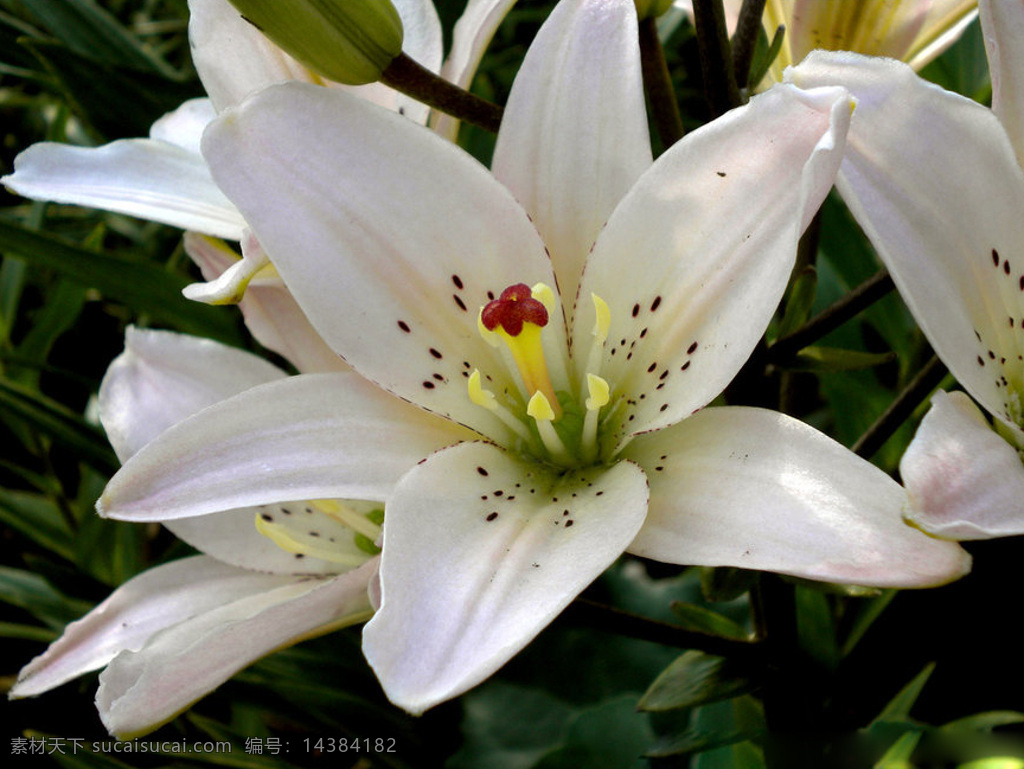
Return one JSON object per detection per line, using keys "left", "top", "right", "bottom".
{"left": 852, "top": 353, "right": 948, "bottom": 459}
{"left": 639, "top": 15, "right": 685, "bottom": 150}
{"left": 380, "top": 53, "right": 504, "bottom": 133}
{"left": 731, "top": 0, "right": 767, "bottom": 90}
{"left": 692, "top": 0, "right": 741, "bottom": 115}
{"left": 768, "top": 268, "right": 895, "bottom": 364}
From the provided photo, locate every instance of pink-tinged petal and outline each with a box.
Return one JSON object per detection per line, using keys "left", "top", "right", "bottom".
{"left": 786, "top": 52, "right": 1024, "bottom": 429}
{"left": 981, "top": 0, "right": 1024, "bottom": 166}
{"left": 1, "top": 140, "right": 245, "bottom": 239}
{"left": 902, "top": 390, "right": 1024, "bottom": 539}
{"left": 492, "top": 0, "right": 652, "bottom": 317}
{"left": 98, "top": 372, "right": 475, "bottom": 521}
{"left": 10, "top": 556, "right": 302, "bottom": 698}
{"left": 363, "top": 441, "right": 648, "bottom": 714}
{"left": 625, "top": 407, "right": 972, "bottom": 587}
{"left": 99, "top": 327, "right": 286, "bottom": 462}
{"left": 432, "top": 0, "right": 520, "bottom": 140}
{"left": 148, "top": 98, "right": 216, "bottom": 154}
{"left": 579, "top": 84, "right": 851, "bottom": 440}
{"left": 204, "top": 82, "right": 562, "bottom": 437}
{"left": 97, "top": 559, "right": 376, "bottom": 738}
{"left": 183, "top": 233, "right": 346, "bottom": 374}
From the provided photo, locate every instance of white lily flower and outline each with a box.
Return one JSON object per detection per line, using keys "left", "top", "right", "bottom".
{"left": 677, "top": 0, "right": 977, "bottom": 87}
{"left": 784, "top": 0, "right": 1024, "bottom": 540}
{"left": 10, "top": 328, "right": 388, "bottom": 738}
{"left": 99, "top": 0, "right": 969, "bottom": 715}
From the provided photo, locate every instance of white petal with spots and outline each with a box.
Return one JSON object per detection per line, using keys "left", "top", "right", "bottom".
{"left": 902, "top": 390, "right": 1024, "bottom": 539}
{"left": 624, "top": 406, "right": 971, "bottom": 587}
{"left": 787, "top": 52, "right": 1024, "bottom": 430}
{"left": 204, "top": 82, "right": 564, "bottom": 438}
{"left": 363, "top": 441, "right": 648, "bottom": 714}
{"left": 578, "top": 83, "right": 851, "bottom": 440}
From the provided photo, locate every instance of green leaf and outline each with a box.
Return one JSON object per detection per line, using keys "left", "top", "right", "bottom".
{"left": 0, "top": 565, "right": 92, "bottom": 628}
{"left": 841, "top": 590, "right": 898, "bottom": 657}
{"left": 795, "top": 586, "right": 838, "bottom": 672}
{"left": 669, "top": 602, "right": 749, "bottom": 641}
{"left": 638, "top": 651, "right": 755, "bottom": 713}
{"left": 0, "top": 375, "right": 117, "bottom": 472}
{"left": 21, "top": 38, "right": 200, "bottom": 139}
{"left": 0, "top": 620, "right": 58, "bottom": 642}
{"left": 11, "top": 0, "right": 177, "bottom": 74}
{"left": 700, "top": 566, "right": 757, "bottom": 603}
{"left": 873, "top": 663, "right": 937, "bottom": 727}
{"left": 532, "top": 696, "right": 657, "bottom": 769}
{"left": 943, "top": 712, "right": 1024, "bottom": 733}
{"left": 875, "top": 731, "right": 922, "bottom": 769}
{"left": 0, "top": 218, "right": 240, "bottom": 343}
{"left": 777, "top": 266, "right": 817, "bottom": 339}
{"left": 691, "top": 697, "right": 766, "bottom": 769}
{"left": 0, "top": 487, "right": 75, "bottom": 559}
{"left": 787, "top": 346, "right": 897, "bottom": 373}
{"left": 449, "top": 681, "right": 574, "bottom": 769}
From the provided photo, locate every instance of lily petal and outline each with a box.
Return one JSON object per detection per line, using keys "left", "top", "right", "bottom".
{"left": 492, "top": 0, "right": 651, "bottom": 314}
{"left": 625, "top": 407, "right": 971, "bottom": 587}
{"left": 183, "top": 232, "right": 346, "bottom": 373}
{"left": 579, "top": 83, "right": 851, "bottom": 439}
{"left": 187, "top": 0, "right": 326, "bottom": 112}
{"left": 786, "top": 52, "right": 1024, "bottom": 429}
{"left": 99, "top": 327, "right": 343, "bottom": 574}
{"left": 181, "top": 230, "right": 271, "bottom": 305}
{"left": 204, "top": 82, "right": 561, "bottom": 437}
{"left": 432, "top": 0, "right": 520, "bottom": 140}
{"left": 97, "top": 559, "right": 376, "bottom": 738}
{"left": 2, "top": 140, "right": 245, "bottom": 240}
{"left": 363, "top": 441, "right": 648, "bottom": 714}
{"left": 99, "top": 326, "right": 286, "bottom": 462}
{"left": 902, "top": 390, "right": 1024, "bottom": 539}
{"left": 98, "top": 372, "right": 475, "bottom": 520}
{"left": 149, "top": 98, "right": 216, "bottom": 154}
{"left": 11, "top": 556, "right": 302, "bottom": 698}
{"left": 981, "top": 0, "right": 1024, "bottom": 166}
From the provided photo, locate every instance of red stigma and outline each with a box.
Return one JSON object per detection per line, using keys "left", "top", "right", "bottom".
{"left": 481, "top": 283, "right": 549, "bottom": 336}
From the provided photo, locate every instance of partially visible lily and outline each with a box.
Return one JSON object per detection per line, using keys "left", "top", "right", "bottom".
{"left": 97, "top": 0, "right": 969, "bottom": 716}
{"left": 1, "top": 0, "right": 442, "bottom": 245}
{"left": 9, "top": 328, "right": 384, "bottom": 737}
{"left": 784, "top": 0, "right": 1024, "bottom": 539}
{"left": 678, "top": 0, "right": 978, "bottom": 87}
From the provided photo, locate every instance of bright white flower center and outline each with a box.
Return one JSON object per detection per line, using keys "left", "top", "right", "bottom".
{"left": 469, "top": 282, "right": 613, "bottom": 468}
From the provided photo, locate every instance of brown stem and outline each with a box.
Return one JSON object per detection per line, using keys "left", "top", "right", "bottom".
{"left": 692, "top": 0, "right": 741, "bottom": 115}
{"left": 380, "top": 53, "right": 503, "bottom": 133}
{"left": 853, "top": 354, "right": 948, "bottom": 459}
{"left": 639, "top": 15, "right": 685, "bottom": 150}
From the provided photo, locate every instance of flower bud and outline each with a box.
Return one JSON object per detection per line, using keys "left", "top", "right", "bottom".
{"left": 225, "top": 0, "right": 404, "bottom": 85}
{"left": 634, "top": 0, "right": 674, "bottom": 19}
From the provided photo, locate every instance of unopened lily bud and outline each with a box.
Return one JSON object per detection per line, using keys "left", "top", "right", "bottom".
{"left": 225, "top": 0, "right": 404, "bottom": 85}
{"left": 634, "top": 0, "right": 674, "bottom": 19}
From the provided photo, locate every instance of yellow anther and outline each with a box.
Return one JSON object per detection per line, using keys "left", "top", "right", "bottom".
{"left": 468, "top": 369, "right": 496, "bottom": 408}
{"left": 310, "top": 499, "right": 382, "bottom": 540}
{"left": 591, "top": 294, "right": 610, "bottom": 343}
{"left": 531, "top": 282, "right": 557, "bottom": 315}
{"left": 527, "top": 390, "right": 556, "bottom": 421}
{"left": 585, "top": 374, "right": 610, "bottom": 411}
